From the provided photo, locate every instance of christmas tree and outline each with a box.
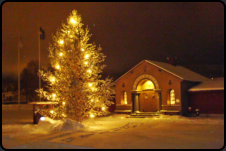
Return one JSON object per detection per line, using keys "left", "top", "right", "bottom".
{"left": 36, "top": 10, "right": 114, "bottom": 122}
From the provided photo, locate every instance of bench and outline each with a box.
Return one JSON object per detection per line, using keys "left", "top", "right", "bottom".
{"left": 29, "top": 102, "right": 58, "bottom": 124}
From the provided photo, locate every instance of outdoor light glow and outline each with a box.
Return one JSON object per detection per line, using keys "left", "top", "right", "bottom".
{"left": 102, "top": 107, "right": 105, "bottom": 110}
{"left": 50, "top": 110, "right": 54, "bottom": 114}
{"left": 84, "top": 61, "right": 88, "bottom": 65}
{"left": 63, "top": 102, "right": 65, "bottom": 105}
{"left": 81, "top": 48, "right": 84, "bottom": 51}
{"left": 59, "top": 40, "right": 64, "bottom": 44}
{"left": 87, "top": 69, "right": 91, "bottom": 73}
{"left": 91, "top": 99, "right": 93, "bottom": 102}
{"left": 51, "top": 77, "right": 55, "bottom": 82}
{"left": 70, "top": 18, "right": 76, "bottom": 24}
{"left": 52, "top": 93, "right": 56, "bottom": 98}
{"left": 85, "top": 54, "right": 89, "bottom": 59}
{"left": 56, "top": 65, "right": 60, "bottom": 69}
{"left": 90, "top": 114, "right": 95, "bottom": 118}
{"left": 40, "top": 117, "right": 45, "bottom": 121}
{"left": 89, "top": 83, "right": 92, "bottom": 87}
{"left": 59, "top": 52, "right": 63, "bottom": 56}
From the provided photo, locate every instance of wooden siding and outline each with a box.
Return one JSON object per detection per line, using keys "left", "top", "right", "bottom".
{"left": 188, "top": 90, "right": 224, "bottom": 114}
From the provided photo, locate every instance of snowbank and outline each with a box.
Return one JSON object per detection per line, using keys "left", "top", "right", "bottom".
{"left": 38, "top": 117, "right": 84, "bottom": 131}
{"left": 2, "top": 117, "right": 85, "bottom": 137}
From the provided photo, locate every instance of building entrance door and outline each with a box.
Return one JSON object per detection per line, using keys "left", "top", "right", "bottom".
{"left": 140, "top": 91, "right": 158, "bottom": 112}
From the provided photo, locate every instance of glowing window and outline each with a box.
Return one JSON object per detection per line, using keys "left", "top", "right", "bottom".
{"left": 123, "top": 91, "right": 127, "bottom": 105}
{"left": 170, "top": 89, "right": 175, "bottom": 105}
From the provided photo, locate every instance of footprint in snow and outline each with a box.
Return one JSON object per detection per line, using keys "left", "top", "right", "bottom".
{"left": 61, "top": 137, "right": 76, "bottom": 143}
{"left": 80, "top": 133, "right": 94, "bottom": 138}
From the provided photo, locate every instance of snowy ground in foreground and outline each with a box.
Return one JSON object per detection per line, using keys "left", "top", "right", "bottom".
{"left": 2, "top": 106, "right": 224, "bottom": 149}
{"left": 2, "top": 114, "right": 224, "bottom": 135}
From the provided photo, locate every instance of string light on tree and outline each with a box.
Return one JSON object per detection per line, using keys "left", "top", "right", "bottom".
{"left": 50, "top": 76, "right": 55, "bottom": 82}
{"left": 52, "top": 93, "right": 56, "bottom": 98}
{"left": 56, "top": 64, "right": 60, "bottom": 69}
{"left": 90, "top": 114, "right": 95, "bottom": 118}
{"left": 70, "top": 17, "right": 77, "bottom": 24}
{"left": 59, "top": 40, "right": 64, "bottom": 45}
{"left": 85, "top": 54, "right": 89, "bottom": 59}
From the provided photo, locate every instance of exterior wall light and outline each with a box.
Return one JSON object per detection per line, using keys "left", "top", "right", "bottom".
{"left": 122, "top": 83, "right": 125, "bottom": 87}
{"left": 169, "top": 80, "right": 172, "bottom": 85}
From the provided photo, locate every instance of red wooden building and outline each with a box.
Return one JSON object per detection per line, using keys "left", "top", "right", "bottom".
{"left": 188, "top": 78, "right": 224, "bottom": 114}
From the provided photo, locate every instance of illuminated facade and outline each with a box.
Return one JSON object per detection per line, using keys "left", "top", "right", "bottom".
{"left": 114, "top": 60, "right": 210, "bottom": 116}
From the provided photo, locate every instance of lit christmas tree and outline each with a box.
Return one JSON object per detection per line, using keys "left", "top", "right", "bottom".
{"left": 36, "top": 10, "right": 114, "bottom": 122}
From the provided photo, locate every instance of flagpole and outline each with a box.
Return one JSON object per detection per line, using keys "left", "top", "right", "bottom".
{"left": 18, "top": 32, "right": 20, "bottom": 106}
{"left": 38, "top": 26, "right": 41, "bottom": 102}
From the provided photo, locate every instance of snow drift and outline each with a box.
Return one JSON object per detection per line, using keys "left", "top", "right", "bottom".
{"left": 2, "top": 117, "right": 85, "bottom": 137}
{"left": 38, "top": 117, "right": 84, "bottom": 131}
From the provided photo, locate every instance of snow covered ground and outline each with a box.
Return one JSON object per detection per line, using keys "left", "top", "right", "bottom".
{"left": 2, "top": 105, "right": 224, "bottom": 149}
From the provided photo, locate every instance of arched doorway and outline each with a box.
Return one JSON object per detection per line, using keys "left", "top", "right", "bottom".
{"left": 137, "top": 79, "right": 159, "bottom": 112}
{"left": 131, "top": 74, "right": 160, "bottom": 113}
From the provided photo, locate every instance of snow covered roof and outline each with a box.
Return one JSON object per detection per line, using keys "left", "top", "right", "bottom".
{"left": 188, "top": 77, "right": 224, "bottom": 91}
{"left": 146, "top": 60, "right": 209, "bottom": 82}
{"left": 115, "top": 60, "right": 209, "bottom": 83}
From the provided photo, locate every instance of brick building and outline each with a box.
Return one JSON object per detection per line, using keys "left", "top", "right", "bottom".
{"left": 114, "top": 60, "right": 223, "bottom": 116}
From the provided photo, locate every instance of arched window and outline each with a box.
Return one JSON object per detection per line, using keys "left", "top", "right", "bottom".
{"left": 124, "top": 91, "right": 127, "bottom": 105}
{"left": 170, "top": 89, "right": 175, "bottom": 105}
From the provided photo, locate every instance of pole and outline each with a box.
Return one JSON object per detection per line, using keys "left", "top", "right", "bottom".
{"left": 18, "top": 32, "right": 20, "bottom": 105}
{"left": 38, "top": 26, "right": 41, "bottom": 102}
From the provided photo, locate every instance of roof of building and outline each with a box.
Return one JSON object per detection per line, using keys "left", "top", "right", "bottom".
{"left": 188, "top": 77, "right": 224, "bottom": 91}
{"left": 115, "top": 60, "right": 209, "bottom": 83}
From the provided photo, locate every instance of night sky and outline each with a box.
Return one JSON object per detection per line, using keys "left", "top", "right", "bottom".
{"left": 2, "top": 2, "right": 224, "bottom": 80}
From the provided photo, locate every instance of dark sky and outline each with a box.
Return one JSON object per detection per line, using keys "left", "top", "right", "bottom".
{"left": 2, "top": 2, "right": 224, "bottom": 80}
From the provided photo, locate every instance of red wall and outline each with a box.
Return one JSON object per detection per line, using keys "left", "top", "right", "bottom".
{"left": 188, "top": 90, "right": 224, "bottom": 114}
